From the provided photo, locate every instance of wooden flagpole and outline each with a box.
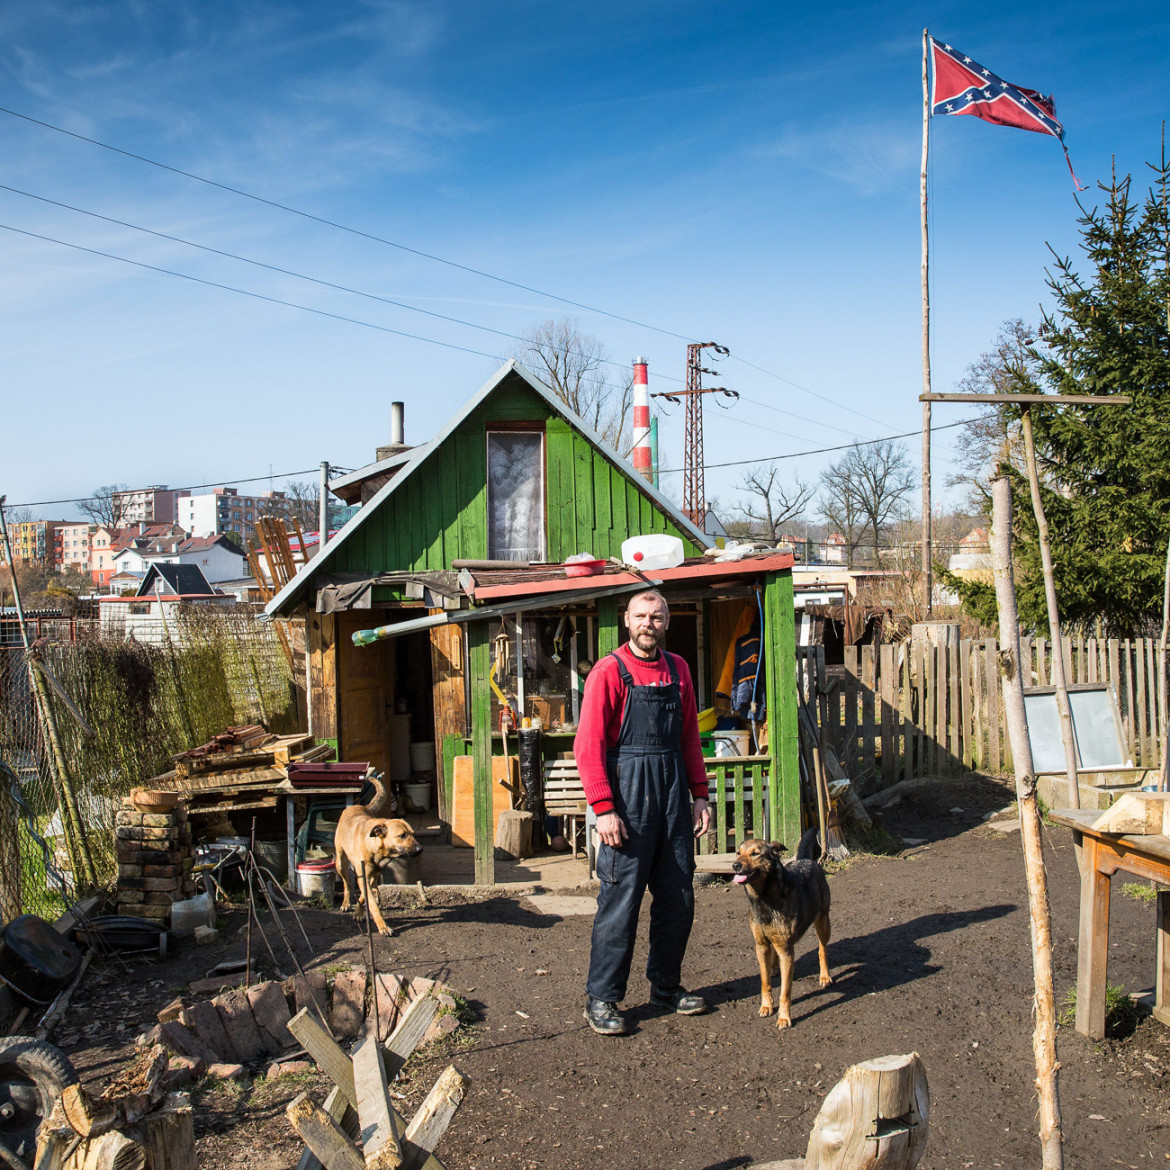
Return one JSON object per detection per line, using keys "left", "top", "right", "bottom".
{"left": 920, "top": 28, "right": 933, "bottom": 616}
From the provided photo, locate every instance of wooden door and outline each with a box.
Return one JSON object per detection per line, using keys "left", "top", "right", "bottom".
{"left": 337, "top": 613, "right": 394, "bottom": 776}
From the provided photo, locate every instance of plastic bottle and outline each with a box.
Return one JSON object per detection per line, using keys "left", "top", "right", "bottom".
{"left": 170, "top": 891, "right": 215, "bottom": 936}
{"left": 621, "top": 533, "right": 685, "bottom": 571}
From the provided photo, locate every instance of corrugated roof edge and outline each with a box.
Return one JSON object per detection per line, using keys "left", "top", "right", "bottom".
{"left": 265, "top": 359, "right": 712, "bottom": 618}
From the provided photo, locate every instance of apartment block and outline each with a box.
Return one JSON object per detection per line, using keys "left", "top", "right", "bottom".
{"left": 57, "top": 522, "right": 97, "bottom": 574}
{"left": 111, "top": 485, "right": 177, "bottom": 524}
{"left": 4, "top": 520, "right": 66, "bottom": 569}
{"left": 176, "top": 487, "right": 285, "bottom": 544}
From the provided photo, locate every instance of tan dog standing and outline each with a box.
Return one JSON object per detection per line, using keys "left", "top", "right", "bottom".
{"left": 731, "top": 828, "right": 832, "bottom": 1028}
{"left": 333, "top": 776, "right": 422, "bottom": 936}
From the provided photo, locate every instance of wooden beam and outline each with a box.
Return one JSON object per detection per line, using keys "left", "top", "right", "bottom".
{"left": 765, "top": 572, "right": 801, "bottom": 845}
{"left": 352, "top": 1025, "right": 402, "bottom": 1170}
{"left": 286, "top": 1094, "right": 365, "bottom": 1170}
{"left": 920, "top": 392, "right": 1131, "bottom": 405}
{"left": 288, "top": 1009, "right": 356, "bottom": 1103}
{"left": 400, "top": 1067, "right": 469, "bottom": 1170}
{"left": 297, "top": 1087, "right": 358, "bottom": 1170}
{"left": 467, "top": 621, "right": 495, "bottom": 886}
{"left": 385, "top": 995, "right": 441, "bottom": 1081}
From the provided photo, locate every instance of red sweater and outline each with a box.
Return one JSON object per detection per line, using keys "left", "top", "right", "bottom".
{"left": 573, "top": 644, "right": 710, "bottom": 816}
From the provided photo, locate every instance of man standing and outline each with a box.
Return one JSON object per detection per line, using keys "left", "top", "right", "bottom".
{"left": 574, "top": 590, "right": 711, "bottom": 1036}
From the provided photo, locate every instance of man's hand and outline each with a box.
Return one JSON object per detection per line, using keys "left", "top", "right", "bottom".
{"left": 692, "top": 798, "right": 710, "bottom": 838}
{"left": 596, "top": 811, "right": 629, "bottom": 848}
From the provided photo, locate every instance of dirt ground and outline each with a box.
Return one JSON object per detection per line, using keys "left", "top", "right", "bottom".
{"left": 59, "top": 771, "right": 1170, "bottom": 1169}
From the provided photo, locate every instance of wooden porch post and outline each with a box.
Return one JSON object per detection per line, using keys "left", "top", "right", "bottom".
{"left": 764, "top": 571, "right": 801, "bottom": 845}
{"left": 467, "top": 620, "right": 495, "bottom": 886}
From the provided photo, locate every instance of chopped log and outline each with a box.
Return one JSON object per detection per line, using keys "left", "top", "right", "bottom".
{"left": 180, "top": 999, "right": 237, "bottom": 1063}
{"left": 331, "top": 970, "right": 368, "bottom": 1040}
{"left": 399, "top": 1066, "right": 469, "bottom": 1170}
{"left": 803, "top": 1053, "right": 928, "bottom": 1169}
{"left": 39, "top": 1093, "right": 196, "bottom": 1170}
{"left": 247, "top": 981, "right": 295, "bottom": 1051}
{"left": 1092, "top": 791, "right": 1170, "bottom": 836}
{"left": 494, "top": 810, "right": 533, "bottom": 860}
{"left": 352, "top": 1024, "right": 401, "bottom": 1170}
{"left": 214, "top": 988, "right": 268, "bottom": 1062}
{"left": 286, "top": 1093, "right": 365, "bottom": 1170}
{"left": 60, "top": 1083, "right": 119, "bottom": 1139}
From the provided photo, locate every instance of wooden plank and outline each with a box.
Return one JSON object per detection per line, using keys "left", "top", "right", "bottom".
{"left": 1075, "top": 838, "right": 1111, "bottom": 1040}
{"left": 750, "top": 763, "right": 764, "bottom": 843}
{"left": 987, "top": 641, "right": 1001, "bottom": 774}
{"left": 1124, "top": 639, "right": 1136, "bottom": 759}
{"left": 385, "top": 994, "right": 442, "bottom": 1082}
{"left": 1156, "top": 890, "right": 1170, "bottom": 1028}
{"left": 733, "top": 764, "right": 746, "bottom": 850}
{"left": 297, "top": 1086, "right": 358, "bottom": 1170}
{"left": 289, "top": 1008, "right": 357, "bottom": 1102}
{"left": 287, "top": 1093, "right": 365, "bottom": 1170}
{"left": 959, "top": 639, "right": 973, "bottom": 770}
{"left": 1136, "top": 639, "right": 1149, "bottom": 767}
{"left": 400, "top": 1067, "right": 469, "bottom": 1170}
{"left": 843, "top": 647, "right": 859, "bottom": 780}
{"left": 879, "top": 643, "right": 895, "bottom": 788}
{"left": 935, "top": 643, "right": 948, "bottom": 771}
{"left": 714, "top": 765, "right": 728, "bottom": 854}
{"left": 899, "top": 644, "right": 913, "bottom": 781}
{"left": 468, "top": 622, "right": 495, "bottom": 885}
{"left": 1148, "top": 640, "right": 1160, "bottom": 769}
{"left": 1108, "top": 638, "right": 1121, "bottom": 741}
{"left": 948, "top": 636, "right": 961, "bottom": 773}
{"left": 764, "top": 572, "right": 801, "bottom": 845}
{"left": 970, "top": 641, "right": 983, "bottom": 772}
{"left": 1088, "top": 637, "right": 1098, "bottom": 684}
{"left": 923, "top": 640, "right": 936, "bottom": 775}
{"left": 860, "top": 645, "right": 876, "bottom": 787}
{"left": 352, "top": 1024, "right": 401, "bottom": 1170}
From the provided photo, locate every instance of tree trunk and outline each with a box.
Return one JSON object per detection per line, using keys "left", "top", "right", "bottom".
{"left": 990, "top": 475, "right": 1064, "bottom": 1170}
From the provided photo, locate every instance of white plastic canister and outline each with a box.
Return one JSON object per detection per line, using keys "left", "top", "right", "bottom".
{"left": 620, "top": 534, "right": 685, "bottom": 571}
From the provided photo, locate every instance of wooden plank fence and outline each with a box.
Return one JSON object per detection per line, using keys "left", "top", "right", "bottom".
{"left": 797, "top": 637, "right": 1167, "bottom": 797}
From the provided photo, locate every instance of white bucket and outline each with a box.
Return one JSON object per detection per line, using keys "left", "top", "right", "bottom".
{"left": 404, "top": 781, "right": 432, "bottom": 813}
{"left": 296, "top": 862, "right": 336, "bottom": 900}
{"left": 712, "top": 730, "right": 752, "bottom": 757}
{"left": 409, "top": 741, "right": 436, "bottom": 772}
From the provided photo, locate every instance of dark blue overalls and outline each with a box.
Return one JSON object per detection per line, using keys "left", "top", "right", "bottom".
{"left": 586, "top": 651, "right": 696, "bottom": 1004}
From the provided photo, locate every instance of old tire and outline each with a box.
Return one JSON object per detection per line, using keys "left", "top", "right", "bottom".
{"left": 0, "top": 1038, "right": 78, "bottom": 1166}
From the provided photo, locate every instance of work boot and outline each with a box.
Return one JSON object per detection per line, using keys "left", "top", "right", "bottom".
{"left": 649, "top": 984, "right": 708, "bottom": 1015}
{"left": 583, "top": 995, "right": 628, "bottom": 1035}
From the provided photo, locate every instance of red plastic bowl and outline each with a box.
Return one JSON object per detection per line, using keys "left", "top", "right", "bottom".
{"left": 564, "top": 559, "right": 607, "bottom": 577}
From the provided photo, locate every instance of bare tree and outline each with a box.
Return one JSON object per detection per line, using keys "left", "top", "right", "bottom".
{"left": 820, "top": 440, "right": 916, "bottom": 566}
{"left": 949, "top": 318, "right": 1042, "bottom": 503}
{"left": 77, "top": 484, "right": 129, "bottom": 528}
{"left": 737, "top": 465, "right": 815, "bottom": 540}
{"left": 515, "top": 317, "right": 634, "bottom": 454}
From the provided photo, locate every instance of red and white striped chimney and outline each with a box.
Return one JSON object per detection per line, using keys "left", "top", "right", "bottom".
{"left": 631, "top": 356, "right": 652, "bottom": 482}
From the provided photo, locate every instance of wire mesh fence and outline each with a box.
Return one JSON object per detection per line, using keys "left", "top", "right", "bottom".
{"left": 0, "top": 606, "right": 298, "bottom": 923}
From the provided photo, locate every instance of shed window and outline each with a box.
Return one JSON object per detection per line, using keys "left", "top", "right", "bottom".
{"left": 486, "top": 431, "right": 545, "bottom": 562}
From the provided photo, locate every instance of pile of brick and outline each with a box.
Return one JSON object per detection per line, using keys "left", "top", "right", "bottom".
{"left": 115, "top": 798, "right": 196, "bottom": 922}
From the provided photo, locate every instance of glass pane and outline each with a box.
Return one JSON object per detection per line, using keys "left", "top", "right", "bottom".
{"left": 487, "top": 432, "right": 544, "bottom": 561}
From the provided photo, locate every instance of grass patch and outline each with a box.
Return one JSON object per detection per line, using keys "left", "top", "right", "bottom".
{"left": 1121, "top": 881, "right": 1157, "bottom": 905}
{"left": 1060, "top": 982, "right": 1143, "bottom": 1039}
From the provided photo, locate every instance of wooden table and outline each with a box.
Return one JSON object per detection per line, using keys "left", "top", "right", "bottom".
{"left": 1049, "top": 808, "right": 1170, "bottom": 1037}
{"left": 276, "top": 783, "right": 363, "bottom": 891}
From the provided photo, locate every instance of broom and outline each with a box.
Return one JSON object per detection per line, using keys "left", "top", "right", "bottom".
{"left": 798, "top": 693, "right": 849, "bottom": 861}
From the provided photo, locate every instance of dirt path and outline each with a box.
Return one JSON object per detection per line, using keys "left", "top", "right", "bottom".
{"left": 62, "top": 772, "right": 1169, "bottom": 1169}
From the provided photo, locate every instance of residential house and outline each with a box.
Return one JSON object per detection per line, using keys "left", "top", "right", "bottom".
{"left": 98, "top": 563, "right": 230, "bottom": 645}
{"left": 91, "top": 523, "right": 185, "bottom": 588}
{"left": 114, "top": 532, "right": 245, "bottom": 586}
{"left": 266, "top": 361, "right": 801, "bottom": 884}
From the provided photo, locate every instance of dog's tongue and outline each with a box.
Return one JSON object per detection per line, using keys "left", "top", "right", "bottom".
{"left": 733, "top": 874, "right": 747, "bottom": 884}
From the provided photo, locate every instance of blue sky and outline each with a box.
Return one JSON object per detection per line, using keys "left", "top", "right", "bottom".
{"left": 3, "top": 0, "right": 1169, "bottom": 527}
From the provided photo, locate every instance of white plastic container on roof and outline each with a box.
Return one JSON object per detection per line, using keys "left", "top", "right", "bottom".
{"left": 620, "top": 534, "right": 685, "bottom": 571}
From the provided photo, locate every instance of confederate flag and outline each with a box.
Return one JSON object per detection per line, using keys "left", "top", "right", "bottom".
{"left": 929, "top": 37, "right": 1083, "bottom": 188}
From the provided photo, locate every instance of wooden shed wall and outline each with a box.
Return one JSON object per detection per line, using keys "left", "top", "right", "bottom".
{"left": 325, "top": 376, "right": 701, "bottom": 575}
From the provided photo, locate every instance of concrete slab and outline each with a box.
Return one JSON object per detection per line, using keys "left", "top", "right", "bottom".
{"left": 522, "top": 894, "right": 597, "bottom": 917}
{"left": 988, "top": 820, "right": 1021, "bottom": 833}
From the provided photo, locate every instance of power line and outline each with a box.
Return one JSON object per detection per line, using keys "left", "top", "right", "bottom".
{"left": 7, "top": 469, "right": 324, "bottom": 511}
{"left": 0, "top": 221, "right": 509, "bottom": 362}
{"left": 0, "top": 103, "right": 892, "bottom": 427}
{"left": 658, "top": 416, "right": 979, "bottom": 473}
{"left": 0, "top": 181, "right": 687, "bottom": 384}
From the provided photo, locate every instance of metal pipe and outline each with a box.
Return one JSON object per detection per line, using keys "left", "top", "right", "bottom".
{"left": 391, "top": 401, "right": 405, "bottom": 445}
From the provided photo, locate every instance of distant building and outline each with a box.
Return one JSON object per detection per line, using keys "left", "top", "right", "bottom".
{"left": 176, "top": 486, "right": 286, "bottom": 544}
{"left": 111, "top": 485, "right": 177, "bottom": 525}
{"left": 57, "top": 522, "right": 97, "bottom": 575}
{"left": 90, "top": 522, "right": 185, "bottom": 588}
{"left": 3, "top": 520, "right": 67, "bottom": 570}
{"left": 98, "top": 567, "right": 233, "bottom": 645}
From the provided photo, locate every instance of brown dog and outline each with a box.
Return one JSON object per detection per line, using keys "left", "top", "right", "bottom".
{"left": 731, "top": 828, "right": 832, "bottom": 1028}
{"left": 333, "top": 776, "right": 422, "bottom": 936}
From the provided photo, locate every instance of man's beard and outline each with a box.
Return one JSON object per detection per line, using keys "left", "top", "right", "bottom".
{"left": 631, "top": 630, "right": 663, "bottom": 652}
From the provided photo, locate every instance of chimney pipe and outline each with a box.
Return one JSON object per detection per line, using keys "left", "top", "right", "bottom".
{"left": 631, "top": 357, "right": 652, "bottom": 482}
{"left": 390, "top": 401, "right": 405, "bottom": 446}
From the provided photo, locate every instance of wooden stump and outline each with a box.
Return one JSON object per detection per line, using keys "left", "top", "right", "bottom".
{"left": 803, "top": 1053, "right": 928, "bottom": 1169}
{"left": 38, "top": 1093, "right": 197, "bottom": 1170}
{"left": 494, "top": 810, "right": 534, "bottom": 860}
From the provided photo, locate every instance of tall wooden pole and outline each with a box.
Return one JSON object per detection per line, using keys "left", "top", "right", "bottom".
{"left": 1160, "top": 531, "right": 1170, "bottom": 791}
{"left": 920, "top": 28, "right": 933, "bottom": 616}
{"left": 990, "top": 476, "right": 1064, "bottom": 1170}
{"left": 1020, "top": 407, "right": 1080, "bottom": 809}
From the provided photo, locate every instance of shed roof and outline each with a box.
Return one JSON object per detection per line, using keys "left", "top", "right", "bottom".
{"left": 267, "top": 360, "right": 711, "bottom": 617}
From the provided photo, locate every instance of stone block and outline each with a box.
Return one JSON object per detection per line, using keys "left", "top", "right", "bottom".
{"left": 144, "top": 864, "right": 179, "bottom": 878}
{"left": 291, "top": 971, "right": 329, "bottom": 1025}
{"left": 118, "top": 876, "right": 146, "bottom": 891}
{"left": 330, "top": 968, "right": 367, "bottom": 1039}
{"left": 116, "top": 826, "right": 144, "bottom": 841}
{"left": 193, "top": 926, "right": 219, "bottom": 946}
{"left": 142, "top": 813, "right": 174, "bottom": 827}
{"left": 206, "top": 1063, "right": 245, "bottom": 1081}
{"left": 127, "top": 902, "right": 170, "bottom": 920}
{"left": 246, "top": 981, "right": 294, "bottom": 1051}
{"left": 143, "top": 890, "right": 175, "bottom": 906}
{"left": 118, "top": 863, "right": 144, "bottom": 879}
{"left": 143, "top": 876, "right": 181, "bottom": 892}
{"left": 116, "top": 810, "right": 144, "bottom": 827}
{"left": 214, "top": 988, "right": 268, "bottom": 1062}
{"left": 118, "top": 889, "right": 145, "bottom": 904}
{"left": 181, "top": 999, "right": 237, "bottom": 1063}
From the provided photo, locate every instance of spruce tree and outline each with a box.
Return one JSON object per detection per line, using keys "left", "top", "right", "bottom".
{"left": 946, "top": 151, "right": 1170, "bottom": 636}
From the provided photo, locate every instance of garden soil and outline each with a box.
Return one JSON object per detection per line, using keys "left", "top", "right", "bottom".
{"left": 61, "top": 772, "right": 1169, "bottom": 1169}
